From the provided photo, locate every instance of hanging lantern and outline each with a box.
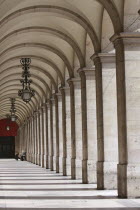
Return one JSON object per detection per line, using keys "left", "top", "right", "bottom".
{"left": 18, "top": 58, "right": 35, "bottom": 103}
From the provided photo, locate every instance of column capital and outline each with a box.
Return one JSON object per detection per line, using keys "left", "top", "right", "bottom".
{"left": 98, "top": 53, "right": 116, "bottom": 69}
{"left": 33, "top": 111, "right": 37, "bottom": 117}
{"left": 90, "top": 53, "right": 101, "bottom": 63}
{"left": 46, "top": 99, "right": 51, "bottom": 108}
{"left": 98, "top": 53, "right": 115, "bottom": 63}
{"left": 110, "top": 32, "right": 140, "bottom": 46}
{"left": 41, "top": 103, "right": 46, "bottom": 112}
{"left": 67, "top": 77, "right": 81, "bottom": 84}
{"left": 77, "top": 67, "right": 95, "bottom": 77}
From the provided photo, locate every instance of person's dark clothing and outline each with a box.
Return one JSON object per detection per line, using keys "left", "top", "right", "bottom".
{"left": 15, "top": 154, "right": 19, "bottom": 160}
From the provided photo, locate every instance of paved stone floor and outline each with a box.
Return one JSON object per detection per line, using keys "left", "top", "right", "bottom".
{"left": 0, "top": 159, "right": 140, "bottom": 209}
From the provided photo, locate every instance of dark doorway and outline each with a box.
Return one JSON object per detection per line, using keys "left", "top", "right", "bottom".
{"left": 0, "top": 136, "right": 15, "bottom": 158}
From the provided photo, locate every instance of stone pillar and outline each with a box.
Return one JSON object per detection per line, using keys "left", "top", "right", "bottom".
{"left": 52, "top": 97, "right": 56, "bottom": 170}
{"left": 29, "top": 117, "right": 32, "bottom": 162}
{"left": 26, "top": 120, "right": 29, "bottom": 161}
{"left": 77, "top": 70, "right": 88, "bottom": 183}
{"left": 36, "top": 111, "right": 41, "bottom": 166}
{"left": 64, "top": 87, "right": 71, "bottom": 176}
{"left": 54, "top": 94, "right": 59, "bottom": 173}
{"left": 49, "top": 99, "right": 54, "bottom": 171}
{"left": 39, "top": 109, "right": 44, "bottom": 167}
{"left": 99, "top": 53, "right": 118, "bottom": 189}
{"left": 67, "top": 79, "right": 76, "bottom": 179}
{"left": 33, "top": 112, "right": 37, "bottom": 165}
{"left": 111, "top": 33, "right": 140, "bottom": 198}
{"left": 58, "top": 94, "right": 63, "bottom": 173}
{"left": 42, "top": 105, "right": 47, "bottom": 168}
{"left": 31, "top": 116, "right": 35, "bottom": 163}
{"left": 46, "top": 103, "right": 49, "bottom": 169}
{"left": 71, "top": 78, "right": 82, "bottom": 180}
{"left": 91, "top": 55, "right": 104, "bottom": 189}
{"left": 80, "top": 68, "right": 97, "bottom": 183}
{"left": 111, "top": 35, "right": 127, "bottom": 198}
{"left": 59, "top": 87, "right": 67, "bottom": 176}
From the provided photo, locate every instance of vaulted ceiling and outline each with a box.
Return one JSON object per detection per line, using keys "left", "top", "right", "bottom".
{"left": 0, "top": 0, "right": 128, "bottom": 125}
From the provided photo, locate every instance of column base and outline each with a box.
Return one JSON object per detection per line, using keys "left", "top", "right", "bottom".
{"left": 39, "top": 154, "right": 41, "bottom": 166}
{"left": 71, "top": 158, "right": 76, "bottom": 179}
{"left": 127, "top": 163, "right": 140, "bottom": 198}
{"left": 63, "top": 157, "right": 67, "bottom": 176}
{"left": 76, "top": 159, "right": 82, "bottom": 180}
{"left": 53, "top": 156, "right": 56, "bottom": 170}
{"left": 104, "top": 161, "right": 117, "bottom": 189}
{"left": 41, "top": 154, "right": 44, "bottom": 168}
{"left": 33, "top": 153, "right": 36, "bottom": 164}
{"left": 66, "top": 157, "right": 71, "bottom": 176}
{"left": 37, "top": 154, "right": 40, "bottom": 165}
{"left": 97, "top": 161, "right": 104, "bottom": 190}
{"left": 59, "top": 157, "right": 63, "bottom": 173}
{"left": 87, "top": 160, "right": 97, "bottom": 183}
{"left": 56, "top": 156, "right": 59, "bottom": 173}
{"left": 82, "top": 159, "right": 88, "bottom": 184}
{"left": 50, "top": 155, "right": 53, "bottom": 171}
{"left": 43, "top": 155, "right": 47, "bottom": 168}
{"left": 45, "top": 155, "right": 49, "bottom": 169}
{"left": 117, "top": 163, "right": 127, "bottom": 198}
{"left": 34, "top": 154, "right": 37, "bottom": 165}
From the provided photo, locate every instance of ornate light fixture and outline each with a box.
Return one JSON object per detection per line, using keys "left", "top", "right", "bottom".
{"left": 18, "top": 58, "right": 35, "bottom": 103}
{"left": 10, "top": 98, "right": 18, "bottom": 122}
{"left": 5, "top": 115, "right": 11, "bottom": 131}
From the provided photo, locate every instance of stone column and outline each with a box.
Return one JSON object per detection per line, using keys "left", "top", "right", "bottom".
{"left": 64, "top": 87, "right": 71, "bottom": 176}
{"left": 58, "top": 94, "right": 63, "bottom": 173}
{"left": 46, "top": 103, "right": 49, "bottom": 169}
{"left": 59, "top": 87, "right": 67, "bottom": 176}
{"left": 71, "top": 78, "right": 82, "bottom": 180}
{"left": 80, "top": 68, "right": 97, "bottom": 183}
{"left": 67, "top": 79, "right": 76, "bottom": 179}
{"left": 49, "top": 99, "right": 54, "bottom": 171}
{"left": 26, "top": 120, "right": 29, "bottom": 161}
{"left": 24, "top": 122, "right": 27, "bottom": 158}
{"left": 29, "top": 117, "right": 32, "bottom": 162}
{"left": 110, "top": 35, "right": 127, "bottom": 198}
{"left": 77, "top": 70, "right": 88, "bottom": 183}
{"left": 33, "top": 112, "right": 37, "bottom": 165}
{"left": 54, "top": 94, "right": 59, "bottom": 173}
{"left": 31, "top": 116, "right": 35, "bottom": 163}
{"left": 52, "top": 97, "right": 56, "bottom": 170}
{"left": 39, "top": 109, "right": 44, "bottom": 167}
{"left": 99, "top": 53, "right": 118, "bottom": 189}
{"left": 91, "top": 55, "right": 104, "bottom": 189}
{"left": 36, "top": 111, "right": 41, "bottom": 166}
{"left": 111, "top": 33, "right": 140, "bottom": 198}
{"left": 30, "top": 117, "right": 32, "bottom": 163}
{"left": 42, "top": 105, "right": 47, "bottom": 168}
{"left": 33, "top": 115, "right": 36, "bottom": 164}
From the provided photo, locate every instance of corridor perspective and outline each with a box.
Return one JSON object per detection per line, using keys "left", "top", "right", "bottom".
{"left": 0, "top": 0, "right": 140, "bottom": 209}
{"left": 0, "top": 159, "right": 140, "bottom": 209}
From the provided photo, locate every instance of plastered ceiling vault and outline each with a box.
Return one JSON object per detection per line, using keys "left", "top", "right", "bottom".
{"left": 0, "top": 0, "right": 129, "bottom": 125}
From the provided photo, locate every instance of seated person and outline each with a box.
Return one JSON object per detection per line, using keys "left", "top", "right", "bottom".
{"left": 15, "top": 153, "right": 19, "bottom": 160}
{"left": 20, "top": 151, "right": 26, "bottom": 161}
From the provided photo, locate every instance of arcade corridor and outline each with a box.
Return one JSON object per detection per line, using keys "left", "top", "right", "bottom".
{"left": 0, "top": 159, "right": 140, "bottom": 209}
{"left": 0, "top": 0, "right": 140, "bottom": 208}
